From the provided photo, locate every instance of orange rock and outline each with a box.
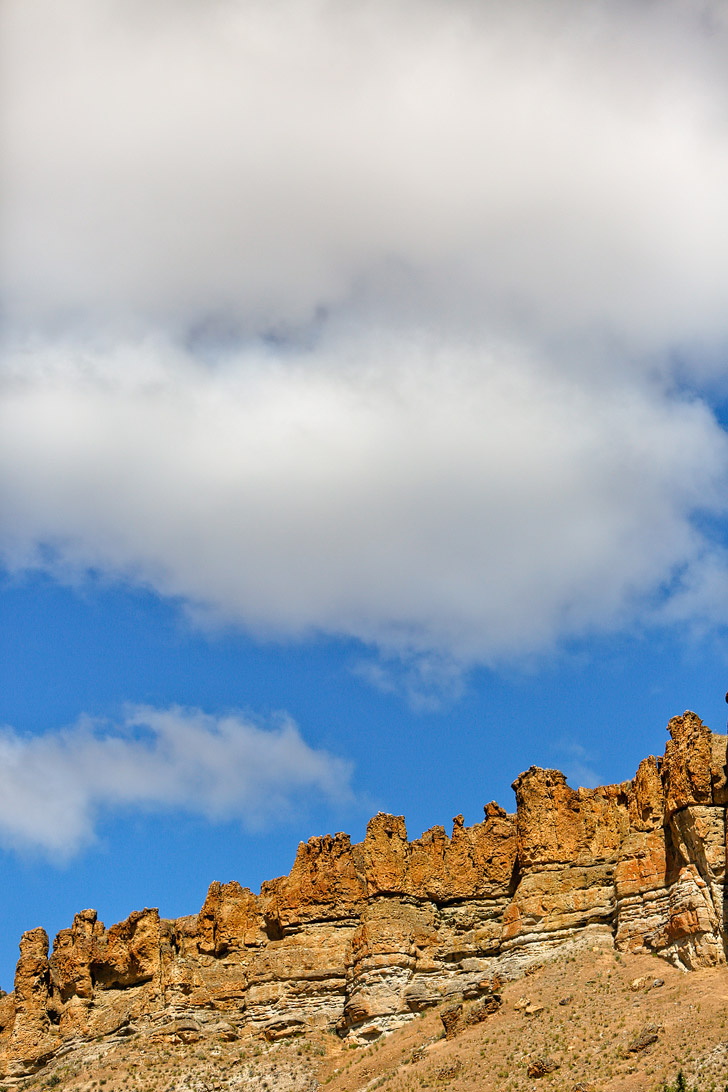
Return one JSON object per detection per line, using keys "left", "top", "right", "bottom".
{"left": 710, "top": 733, "right": 728, "bottom": 806}
{"left": 4, "top": 929, "right": 59, "bottom": 1075}
{"left": 112, "top": 910, "right": 160, "bottom": 985}
{"left": 50, "top": 909, "right": 105, "bottom": 1003}
{"left": 511, "top": 767, "right": 630, "bottom": 869}
{"left": 362, "top": 813, "right": 410, "bottom": 896}
{"left": 261, "top": 832, "right": 365, "bottom": 929}
{"left": 662, "top": 711, "right": 713, "bottom": 819}
{"left": 628, "top": 756, "right": 664, "bottom": 831}
{"left": 614, "top": 831, "right": 668, "bottom": 899}
{"left": 197, "top": 882, "right": 265, "bottom": 953}
{"left": 408, "top": 807, "right": 517, "bottom": 901}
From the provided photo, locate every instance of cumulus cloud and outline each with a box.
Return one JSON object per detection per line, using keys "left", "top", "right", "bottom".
{"left": 2, "top": 0, "right": 728, "bottom": 672}
{"left": 1, "top": 333, "right": 726, "bottom": 663}
{"left": 0, "top": 706, "right": 353, "bottom": 856}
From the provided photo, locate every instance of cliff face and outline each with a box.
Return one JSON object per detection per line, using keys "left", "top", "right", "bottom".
{"left": 1, "top": 711, "right": 726, "bottom": 1078}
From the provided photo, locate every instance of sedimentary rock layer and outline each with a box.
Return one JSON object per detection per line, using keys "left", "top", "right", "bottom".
{"left": 0, "top": 711, "right": 726, "bottom": 1077}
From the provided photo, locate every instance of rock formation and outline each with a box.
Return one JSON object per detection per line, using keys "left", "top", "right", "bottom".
{"left": 0, "top": 711, "right": 726, "bottom": 1078}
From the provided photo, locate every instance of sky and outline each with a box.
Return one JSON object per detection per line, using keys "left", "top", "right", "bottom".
{"left": 1, "top": 0, "right": 728, "bottom": 990}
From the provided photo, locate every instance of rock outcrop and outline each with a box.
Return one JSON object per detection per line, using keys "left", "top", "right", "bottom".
{"left": 0, "top": 711, "right": 726, "bottom": 1077}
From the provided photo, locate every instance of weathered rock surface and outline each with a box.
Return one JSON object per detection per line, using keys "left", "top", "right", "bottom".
{"left": 1, "top": 710, "right": 726, "bottom": 1077}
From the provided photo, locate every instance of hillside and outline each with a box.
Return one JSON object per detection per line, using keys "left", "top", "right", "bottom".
{"left": 0, "top": 710, "right": 725, "bottom": 1085}
{"left": 10, "top": 946, "right": 728, "bottom": 1092}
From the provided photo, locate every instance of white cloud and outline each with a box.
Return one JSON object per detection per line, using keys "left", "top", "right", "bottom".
{"left": 2, "top": 0, "right": 728, "bottom": 673}
{"left": 2, "top": 0, "right": 728, "bottom": 352}
{"left": 1, "top": 332, "right": 726, "bottom": 664}
{"left": 0, "top": 706, "right": 353, "bottom": 857}
{"left": 351, "top": 653, "right": 467, "bottom": 713}
{"left": 553, "top": 740, "right": 602, "bottom": 791}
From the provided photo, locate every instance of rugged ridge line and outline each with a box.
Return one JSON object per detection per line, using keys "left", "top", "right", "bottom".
{"left": 1, "top": 710, "right": 726, "bottom": 1079}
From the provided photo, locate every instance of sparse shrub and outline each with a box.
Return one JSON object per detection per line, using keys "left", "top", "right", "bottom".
{"left": 661, "top": 1071, "right": 699, "bottom": 1092}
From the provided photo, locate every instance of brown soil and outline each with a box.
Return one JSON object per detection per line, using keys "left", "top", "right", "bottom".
{"left": 12, "top": 947, "right": 728, "bottom": 1092}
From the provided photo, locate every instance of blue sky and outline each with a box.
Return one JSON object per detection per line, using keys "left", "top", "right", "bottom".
{"left": 1, "top": 570, "right": 727, "bottom": 990}
{"left": 2, "top": 0, "right": 728, "bottom": 990}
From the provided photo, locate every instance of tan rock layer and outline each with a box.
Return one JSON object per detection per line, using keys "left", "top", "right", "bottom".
{"left": 1, "top": 711, "right": 727, "bottom": 1076}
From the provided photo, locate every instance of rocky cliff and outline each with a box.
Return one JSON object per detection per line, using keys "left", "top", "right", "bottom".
{"left": 1, "top": 711, "right": 726, "bottom": 1079}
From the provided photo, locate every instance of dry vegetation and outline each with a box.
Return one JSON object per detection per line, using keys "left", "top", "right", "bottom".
{"left": 11, "top": 947, "right": 728, "bottom": 1092}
